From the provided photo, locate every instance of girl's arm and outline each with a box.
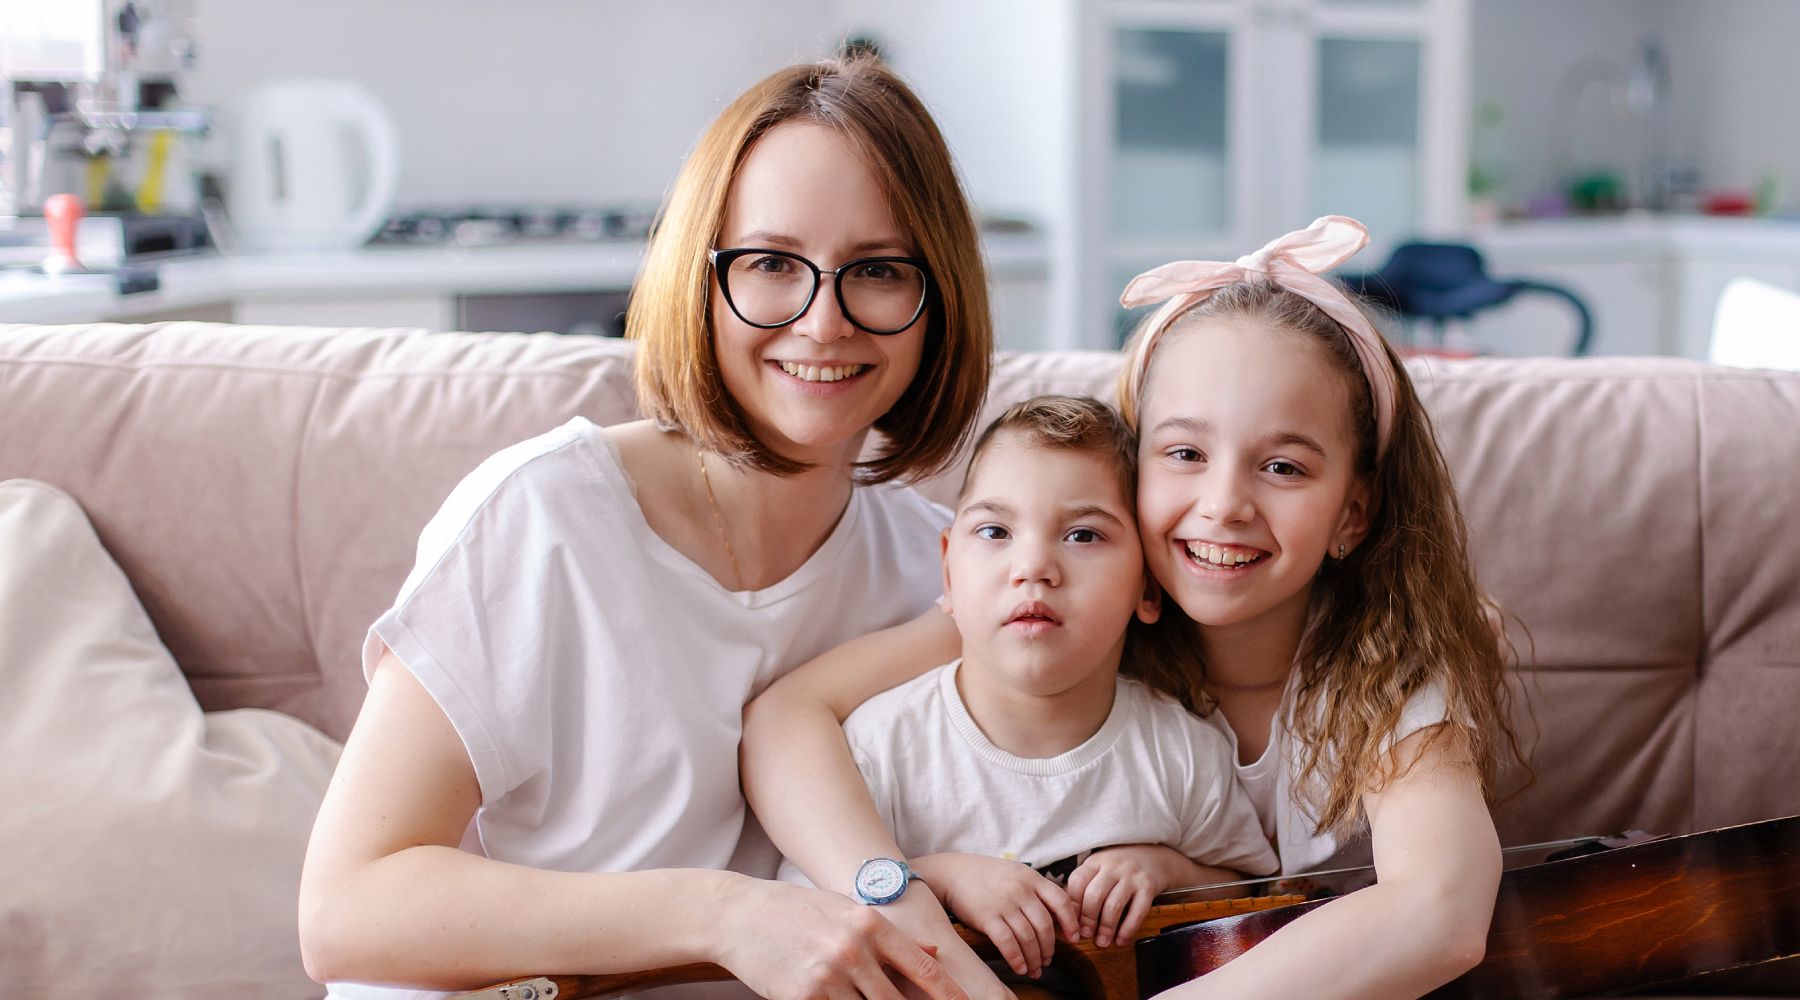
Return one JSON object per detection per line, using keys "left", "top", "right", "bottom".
{"left": 740, "top": 608, "right": 992, "bottom": 984}
{"left": 742, "top": 606, "right": 960, "bottom": 889}
{"left": 1152, "top": 725, "right": 1501, "bottom": 1000}
{"left": 301, "top": 650, "right": 962, "bottom": 1000}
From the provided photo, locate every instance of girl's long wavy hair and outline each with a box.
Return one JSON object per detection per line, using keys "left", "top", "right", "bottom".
{"left": 1119, "top": 281, "right": 1528, "bottom": 836}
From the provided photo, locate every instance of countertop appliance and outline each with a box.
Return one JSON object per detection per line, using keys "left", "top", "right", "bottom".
{"left": 2, "top": 0, "right": 211, "bottom": 249}
{"left": 223, "top": 78, "right": 399, "bottom": 252}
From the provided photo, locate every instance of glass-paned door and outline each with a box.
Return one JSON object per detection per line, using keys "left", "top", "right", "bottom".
{"left": 1307, "top": 35, "right": 1422, "bottom": 245}
{"left": 1109, "top": 26, "right": 1232, "bottom": 243}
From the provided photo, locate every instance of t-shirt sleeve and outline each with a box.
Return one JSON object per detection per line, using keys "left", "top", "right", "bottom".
{"left": 362, "top": 443, "right": 566, "bottom": 807}
{"left": 844, "top": 712, "right": 902, "bottom": 841}
{"left": 1175, "top": 721, "right": 1281, "bottom": 876}
{"left": 1382, "top": 677, "right": 1452, "bottom": 757}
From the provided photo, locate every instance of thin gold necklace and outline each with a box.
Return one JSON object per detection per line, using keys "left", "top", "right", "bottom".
{"left": 695, "top": 444, "right": 743, "bottom": 591}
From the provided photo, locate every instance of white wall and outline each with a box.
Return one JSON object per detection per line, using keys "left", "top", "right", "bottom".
{"left": 183, "top": 0, "right": 1078, "bottom": 228}
{"left": 185, "top": 0, "right": 838, "bottom": 208}
{"left": 823, "top": 2, "right": 1073, "bottom": 230}
{"left": 1661, "top": 0, "right": 1800, "bottom": 205}
{"left": 1470, "top": 0, "right": 1800, "bottom": 214}
{"left": 1468, "top": 0, "right": 1668, "bottom": 209}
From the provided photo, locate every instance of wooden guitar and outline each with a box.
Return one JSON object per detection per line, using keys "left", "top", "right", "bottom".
{"left": 1136, "top": 814, "right": 1800, "bottom": 1000}
{"left": 456, "top": 815, "right": 1800, "bottom": 1000}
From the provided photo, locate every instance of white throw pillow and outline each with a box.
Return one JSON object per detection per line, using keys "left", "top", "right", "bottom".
{"left": 0, "top": 479, "right": 342, "bottom": 999}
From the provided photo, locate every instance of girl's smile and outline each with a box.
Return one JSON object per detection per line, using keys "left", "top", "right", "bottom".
{"left": 1137, "top": 317, "right": 1370, "bottom": 633}
{"left": 1179, "top": 539, "right": 1270, "bottom": 576}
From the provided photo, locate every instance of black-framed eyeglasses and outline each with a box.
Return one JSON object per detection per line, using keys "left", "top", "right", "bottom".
{"left": 708, "top": 247, "right": 933, "bottom": 336}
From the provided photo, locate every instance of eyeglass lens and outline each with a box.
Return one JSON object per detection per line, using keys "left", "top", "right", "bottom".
{"left": 721, "top": 252, "right": 927, "bottom": 333}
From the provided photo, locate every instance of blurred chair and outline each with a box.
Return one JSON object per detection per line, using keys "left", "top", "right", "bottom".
{"left": 1709, "top": 276, "right": 1800, "bottom": 371}
{"left": 1338, "top": 242, "right": 1594, "bottom": 356}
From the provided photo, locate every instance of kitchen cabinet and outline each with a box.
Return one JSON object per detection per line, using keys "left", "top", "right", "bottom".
{"left": 234, "top": 293, "right": 455, "bottom": 332}
{"left": 1463, "top": 256, "right": 1666, "bottom": 357}
{"left": 1671, "top": 258, "right": 1798, "bottom": 361}
{"left": 1467, "top": 218, "right": 1800, "bottom": 359}
{"left": 1072, "top": 0, "right": 1470, "bottom": 346}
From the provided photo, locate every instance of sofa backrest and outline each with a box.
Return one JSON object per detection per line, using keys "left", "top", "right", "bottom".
{"left": 4, "top": 322, "right": 1797, "bottom": 846}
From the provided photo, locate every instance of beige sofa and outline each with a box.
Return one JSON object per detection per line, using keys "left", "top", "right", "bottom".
{"left": 2, "top": 321, "right": 1796, "bottom": 998}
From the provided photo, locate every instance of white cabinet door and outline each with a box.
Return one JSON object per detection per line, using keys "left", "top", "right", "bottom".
{"left": 1077, "top": 0, "right": 1467, "bottom": 348}
{"left": 1083, "top": 1, "right": 1258, "bottom": 344}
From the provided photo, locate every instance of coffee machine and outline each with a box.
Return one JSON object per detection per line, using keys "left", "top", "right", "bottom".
{"left": 1, "top": 0, "right": 212, "bottom": 264}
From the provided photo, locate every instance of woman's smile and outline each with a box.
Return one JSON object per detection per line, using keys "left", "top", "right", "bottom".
{"left": 767, "top": 357, "right": 878, "bottom": 395}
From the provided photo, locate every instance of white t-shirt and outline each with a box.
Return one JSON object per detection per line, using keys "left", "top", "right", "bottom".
{"left": 328, "top": 417, "right": 951, "bottom": 1000}
{"left": 781, "top": 659, "right": 1277, "bottom": 884}
{"left": 1204, "top": 677, "right": 1449, "bottom": 874}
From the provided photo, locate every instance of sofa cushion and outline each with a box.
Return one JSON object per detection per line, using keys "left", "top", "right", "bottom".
{"left": 0, "top": 478, "right": 340, "bottom": 999}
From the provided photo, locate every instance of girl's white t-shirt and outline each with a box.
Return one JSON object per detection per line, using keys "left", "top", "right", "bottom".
{"left": 1203, "top": 677, "right": 1448, "bottom": 874}
{"left": 329, "top": 417, "right": 950, "bottom": 1000}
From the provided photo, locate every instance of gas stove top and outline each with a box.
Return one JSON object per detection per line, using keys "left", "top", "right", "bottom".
{"left": 373, "top": 205, "right": 659, "bottom": 247}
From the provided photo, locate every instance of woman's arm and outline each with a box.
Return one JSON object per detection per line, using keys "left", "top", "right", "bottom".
{"left": 301, "top": 650, "right": 962, "bottom": 1000}
{"left": 740, "top": 608, "right": 996, "bottom": 987}
{"left": 1151, "top": 725, "right": 1501, "bottom": 1000}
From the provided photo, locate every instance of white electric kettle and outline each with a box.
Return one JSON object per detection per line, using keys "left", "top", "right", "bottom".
{"left": 225, "top": 78, "right": 400, "bottom": 252}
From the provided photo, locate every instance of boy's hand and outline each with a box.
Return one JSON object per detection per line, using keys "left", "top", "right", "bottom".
{"left": 912, "top": 852, "right": 1081, "bottom": 978}
{"left": 1065, "top": 844, "right": 1189, "bottom": 948}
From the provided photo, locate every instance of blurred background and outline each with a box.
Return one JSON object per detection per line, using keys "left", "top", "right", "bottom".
{"left": 5, "top": 0, "right": 1798, "bottom": 360}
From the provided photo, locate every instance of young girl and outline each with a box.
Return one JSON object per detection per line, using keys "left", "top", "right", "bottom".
{"left": 742, "top": 216, "right": 1523, "bottom": 1000}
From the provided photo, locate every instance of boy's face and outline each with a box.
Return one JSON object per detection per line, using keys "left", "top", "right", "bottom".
{"left": 942, "top": 432, "right": 1160, "bottom": 697}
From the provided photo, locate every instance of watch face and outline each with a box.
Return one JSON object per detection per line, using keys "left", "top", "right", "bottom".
{"left": 857, "top": 859, "right": 906, "bottom": 902}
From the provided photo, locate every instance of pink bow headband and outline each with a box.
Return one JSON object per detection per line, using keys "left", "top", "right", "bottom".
{"left": 1119, "top": 215, "right": 1397, "bottom": 461}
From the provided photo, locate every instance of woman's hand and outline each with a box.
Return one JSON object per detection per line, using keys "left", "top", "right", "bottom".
{"left": 912, "top": 853, "right": 1080, "bottom": 978}
{"left": 1065, "top": 844, "right": 1190, "bottom": 948}
{"left": 714, "top": 875, "right": 968, "bottom": 1000}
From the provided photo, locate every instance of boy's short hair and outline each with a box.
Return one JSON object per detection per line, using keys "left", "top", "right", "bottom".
{"left": 958, "top": 395, "right": 1137, "bottom": 506}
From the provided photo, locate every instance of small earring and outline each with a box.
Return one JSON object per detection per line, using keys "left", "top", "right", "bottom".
{"left": 1337, "top": 543, "right": 1347, "bottom": 560}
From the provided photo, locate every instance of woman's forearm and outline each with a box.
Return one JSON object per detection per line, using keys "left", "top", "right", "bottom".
{"left": 302, "top": 847, "right": 740, "bottom": 988}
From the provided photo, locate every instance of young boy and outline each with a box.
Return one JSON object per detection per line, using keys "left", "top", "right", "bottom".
{"left": 779, "top": 396, "right": 1275, "bottom": 980}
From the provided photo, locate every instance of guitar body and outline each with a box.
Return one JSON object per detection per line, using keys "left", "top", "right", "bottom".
{"left": 1135, "top": 815, "right": 1800, "bottom": 1000}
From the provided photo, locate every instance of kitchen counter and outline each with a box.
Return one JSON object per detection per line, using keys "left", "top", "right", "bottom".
{"left": 0, "top": 232, "right": 1052, "bottom": 329}
{"left": 1474, "top": 213, "right": 1800, "bottom": 256}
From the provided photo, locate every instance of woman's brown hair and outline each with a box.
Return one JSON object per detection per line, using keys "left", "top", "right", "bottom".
{"left": 1118, "top": 282, "right": 1527, "bottom": 836}
{"left": 628, "top": 56, "right": 992, "bottom": 484}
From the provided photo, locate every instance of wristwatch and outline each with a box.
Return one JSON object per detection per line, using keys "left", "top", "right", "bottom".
{"left": 853, "top": 857, "right": 923, "bottom": 905}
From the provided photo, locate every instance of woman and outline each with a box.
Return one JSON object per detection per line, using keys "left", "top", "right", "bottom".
{"left": 299, "top": 56, "right": 993, "bottom": 1000}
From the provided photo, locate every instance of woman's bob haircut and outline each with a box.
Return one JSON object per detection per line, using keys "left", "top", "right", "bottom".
{"left": 627, "top": 55, "right": 992, "bottom": 484}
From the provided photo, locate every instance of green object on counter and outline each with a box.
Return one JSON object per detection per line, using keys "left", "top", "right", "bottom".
{"left": 1570, "top": 172, "right": 1626, "bottom": 213}
{"left": 1758, "top": 173, "right": 1783, "bottom": 216}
